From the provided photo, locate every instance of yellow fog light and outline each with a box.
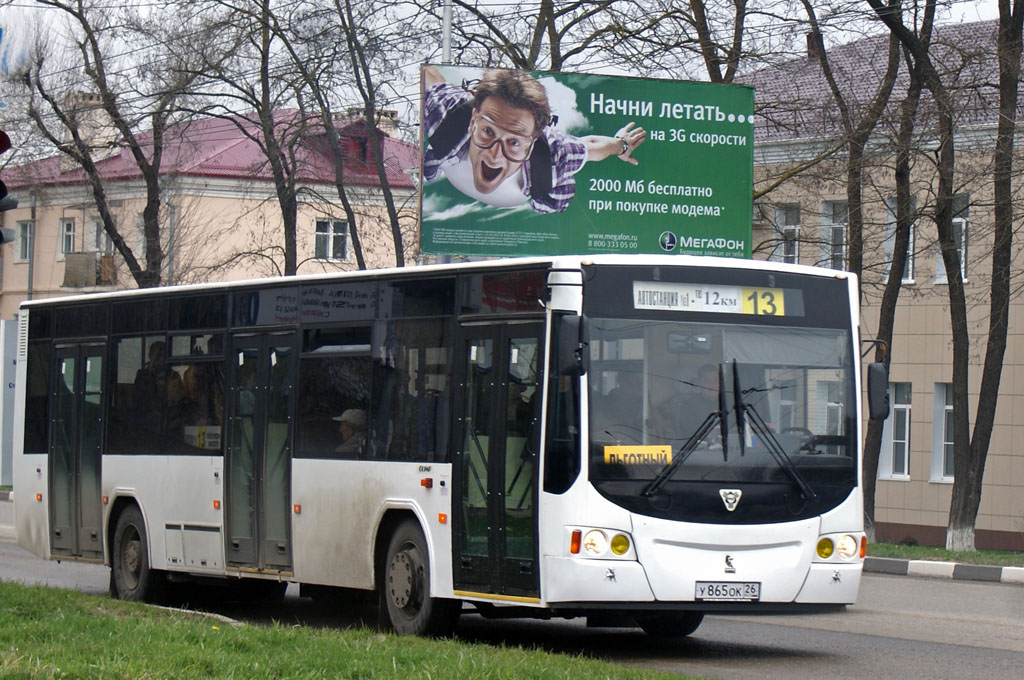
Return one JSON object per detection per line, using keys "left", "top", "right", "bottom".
{"left": 816, "top": 537, "right": 835, "bottom": 559}
{"left": 836, "top": 534, "right": 859, "bottom": 559}
{"left": 582, "top": 530, "right": 608, "bottom": 556}
{"left": 610, "top": 534, "right": 630, "bottom": 555}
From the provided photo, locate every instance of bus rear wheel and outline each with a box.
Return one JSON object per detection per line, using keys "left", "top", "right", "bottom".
{"left": 111, "top": 505, "right": 164, "bottom": 602}
{"left": 380, "top": 519, "right": 460, "bottom": 636}
{"left": 637, "top": 611, "right": 704, "bottom": 638}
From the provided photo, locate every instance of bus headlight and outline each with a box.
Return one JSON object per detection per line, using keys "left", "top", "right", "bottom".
{"left": 569, "top": 527, "right": 635, "bottom": 559}
{"left": 815, "top": 533, "right": 865, "bottom": 561}
{"left": 582, "top": 530, "right": 609, "bottom": 556}
{"left": 836, "top": 534, "right": 859, "bottom": 559}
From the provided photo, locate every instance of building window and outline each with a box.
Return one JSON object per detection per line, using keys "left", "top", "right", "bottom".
{"left": 931, "top": 383, "right": 954, "bottom": 481}
{"left": 60, "top": 218, "right": 76, "bottom": 259}
{"left": 777, "top": 379, "right": 796, "bottom": 430}
{"left": 880, "top": 382, "right": 911, "bottom": 479}
{"left": 773, "top": 204, "right": 800, "bottom": 264}
{"left": 824, "top": 380, "right": 844, "bottom": 455}
{"left": 884, "top": 197, "right": 915, "bottom": 283}
{"left": 135, "top": 214, "right": 147, "bottom": 260}
{"left": 822, "top": 201, "right": 847, "bottom": 270}
{"left": 17, "top": 221, "right": 34, "bottom": 262}
{"left": 315, "top": 219, "right": 348, "bottom": 261}
{"left": 89, "top": 218, "right": 114, "bottom": 255}
{"left": 935, "top": 195, "right": 968, "bottom": 284}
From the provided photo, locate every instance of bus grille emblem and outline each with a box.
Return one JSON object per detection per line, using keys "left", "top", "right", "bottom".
{"left": 719, "top": 489, "right": 742, "bottom": 512}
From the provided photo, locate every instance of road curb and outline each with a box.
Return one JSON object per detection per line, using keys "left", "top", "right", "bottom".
{"left": 0, "top": 490, "right": 11, "bottom": 502}
{"left": 865, "top": 556, "right": 1023, "bottom": 585}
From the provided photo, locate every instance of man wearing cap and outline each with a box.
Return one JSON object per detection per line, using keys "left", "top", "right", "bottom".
{"left": 334, "top": 408, "right": 367, "bottom": 456}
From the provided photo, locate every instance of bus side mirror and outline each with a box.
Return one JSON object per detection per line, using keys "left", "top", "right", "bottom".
{"left": 558, "top": 314, "right": 588, "bottom": 376}
{"left": 867, "top": 362, "right": 889, "bottom": 421}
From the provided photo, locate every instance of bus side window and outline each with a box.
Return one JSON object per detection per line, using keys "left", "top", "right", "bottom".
{"left": 23, "top": 340, "right": 52, "bottom": 454}
{"left": 543, "top": 374, "right": 580, "bottom": 494}
{"left": 109, "top": 335, "right": 173, "bottom": 454}
{"left": 296, "top": 354, "right": 371, "bottom": 459}
{"left": 368, "top": 319, "right": 450, "bottom": 463}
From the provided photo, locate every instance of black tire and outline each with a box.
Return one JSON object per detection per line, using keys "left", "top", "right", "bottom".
{"left": 111, "top": 505, "right": 164, "bottom": 602}
{"left": 637, "top": 611, "right": 704, "bottom": 638}
{"left": 380, "top": 519, "right": 460, "bottom": 636}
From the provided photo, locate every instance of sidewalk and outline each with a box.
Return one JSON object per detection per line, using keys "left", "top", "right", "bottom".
{"left": 864, "top": 556, "right": 1024, "bottom": 585}
{"left": 0, "top": 495, "right": 1020, "bottom": 585}
{"left": 0, "top": 492, "right": 13, "bottom": 541}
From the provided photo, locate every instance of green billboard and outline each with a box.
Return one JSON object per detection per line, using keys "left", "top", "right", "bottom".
{"left": 420, "top": 64, "right": 754, "bottom": 258}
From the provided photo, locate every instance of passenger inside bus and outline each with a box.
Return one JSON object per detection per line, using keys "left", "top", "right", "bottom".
{"left": 133, "top": 340, "right": 182, "bottom": 433}
{"left": 334, "top": 408, "right": 368, "bottom": 457}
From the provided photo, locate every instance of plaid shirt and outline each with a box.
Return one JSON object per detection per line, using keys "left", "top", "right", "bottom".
{"left": 423, "top": 82, "right": 587, "bottom": 214}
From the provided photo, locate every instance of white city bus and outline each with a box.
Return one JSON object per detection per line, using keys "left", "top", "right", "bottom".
{"left": 13, "top": 255, "right": 887, "bottom": 636}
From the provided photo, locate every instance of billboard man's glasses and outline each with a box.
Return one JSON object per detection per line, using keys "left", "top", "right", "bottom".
{"left": 470, "top": 113, "right": 538, "bottom": 162}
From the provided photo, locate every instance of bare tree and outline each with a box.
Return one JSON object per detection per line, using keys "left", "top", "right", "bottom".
{"left": 868, "top": 0, "right": 1024, "bottom": 550}
{"left": 861, "top": 32, "right": 927, "bottom": 541}
{"left": 18, "top": 0, "right": 214, "bottom": 288}
{"left": 280, "top": 0, "right": 416, "bottom": 268}
{"left": 183, "top": 0, "right": 315, "bottom": 276}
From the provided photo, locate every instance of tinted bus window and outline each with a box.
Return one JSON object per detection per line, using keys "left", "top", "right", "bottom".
{"left": 55, "top": 304, "right": 108, "bottom": 338}
{"left": 113, "top": 299, "right": 167, "bottom": 335}
{"left": 23, "top": 341, "right": 51, "bottom": 454}
{"left": 382, "top": 278, "right": 455, "bottom": 318}
{"left": 296, "top": 326, "right": 373, "bottom": 459}
{"left": 108, "top": 336, "right": 223, "bottom": 455}
{"left": 461, "top": 269, "right": 547, "bottom": 314}
{"left": 28, "top": 308, "right": 53, "bottom": 340}
{"left": 369, "top": 318, "right": 451, "bottom": 462}
{"left": 169, "top": 294, "right": 227, "bottom": 331}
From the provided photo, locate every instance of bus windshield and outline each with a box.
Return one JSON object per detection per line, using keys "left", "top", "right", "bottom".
{"left": 587, "top": 311, "right": 857, "bottom": 524}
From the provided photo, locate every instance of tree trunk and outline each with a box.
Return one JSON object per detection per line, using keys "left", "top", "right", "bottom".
{"left": 863, "top": 45, "right": 924, "bottom": 538}
{"left": 947, "top": 0, "right": 1023, "bottom": 551}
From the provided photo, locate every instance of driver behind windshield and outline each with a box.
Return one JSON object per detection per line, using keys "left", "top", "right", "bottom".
{"left": 652, "top": 363, "right": 719, "bottom": 445}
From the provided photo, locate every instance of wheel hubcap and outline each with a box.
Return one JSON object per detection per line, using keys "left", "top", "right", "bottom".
{"left": 388, "top": 545, "right": 422, "bottom": 611}
{"left": 121, "top": 529, "right": 141, "bottom": 588}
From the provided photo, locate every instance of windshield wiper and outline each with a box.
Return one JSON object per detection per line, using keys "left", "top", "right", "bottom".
{"left": 642, "top": 364, "right": 729, "bottom": 497}
{"left": 731, "top": 362, "right": 816, "bottom": 502}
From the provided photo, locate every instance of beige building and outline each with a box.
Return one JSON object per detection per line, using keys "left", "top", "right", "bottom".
{"left": 0, "top": 109, "right": 419, "bottom": 319}
{"left": 746, "top": 20, "right": 1024, "bottom": 550}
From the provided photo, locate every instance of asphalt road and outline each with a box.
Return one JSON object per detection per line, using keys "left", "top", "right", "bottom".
{"left": 2, "top": 500, "right": 1022, "bottom": 680}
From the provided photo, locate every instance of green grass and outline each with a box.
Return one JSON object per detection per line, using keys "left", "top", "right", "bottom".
{"left": 0, "top": 485, "right": 11, "bottom": 492}
{"left": 0, "top": 582, "right": 693, "bottom": 680}
{"left": 868, "top": 542, "right": 1024, "bottom": 567}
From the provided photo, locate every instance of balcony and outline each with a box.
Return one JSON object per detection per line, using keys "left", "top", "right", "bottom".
{"left": 62, "top": 252, "right": 117, "bottom": 287}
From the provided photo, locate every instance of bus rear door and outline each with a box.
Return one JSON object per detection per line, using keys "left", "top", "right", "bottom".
{"left": 49, "top": 343, "right": 105, "bottom": 560}
{"left": 225, "top": 333, "right": 296, "bottom": 572}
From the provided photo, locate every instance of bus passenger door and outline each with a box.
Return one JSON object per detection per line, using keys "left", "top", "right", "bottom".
{"left": 453, "top": 323, "right": 542, "bottom": 599}
{"left": 49, "top": 344, "right": 105, "bottom": 559}
{"left": 225, "top": 333, "right": 296, "bottom": 572}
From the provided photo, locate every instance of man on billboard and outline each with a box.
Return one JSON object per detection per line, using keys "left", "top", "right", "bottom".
{"left": 422, "top": 65, "right": 646, "bottom": 214}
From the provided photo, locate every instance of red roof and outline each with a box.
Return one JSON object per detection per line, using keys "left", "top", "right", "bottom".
{"left": 7, "top": 109, "right": 418, "bottom": 190}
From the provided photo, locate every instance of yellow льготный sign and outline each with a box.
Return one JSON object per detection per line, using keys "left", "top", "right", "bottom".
{"left": 603, "top": 445, "right": 673, "bottom": 465}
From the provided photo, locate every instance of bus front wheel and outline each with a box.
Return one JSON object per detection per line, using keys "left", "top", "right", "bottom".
{"left": 637, "top": 611, "right": 705, "bottom": 638}
{"left": 111, "top": 505, "right": 163, "bottom": 602}
{"left": 380, "top": 519, "right": 460, "bottom": 636}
